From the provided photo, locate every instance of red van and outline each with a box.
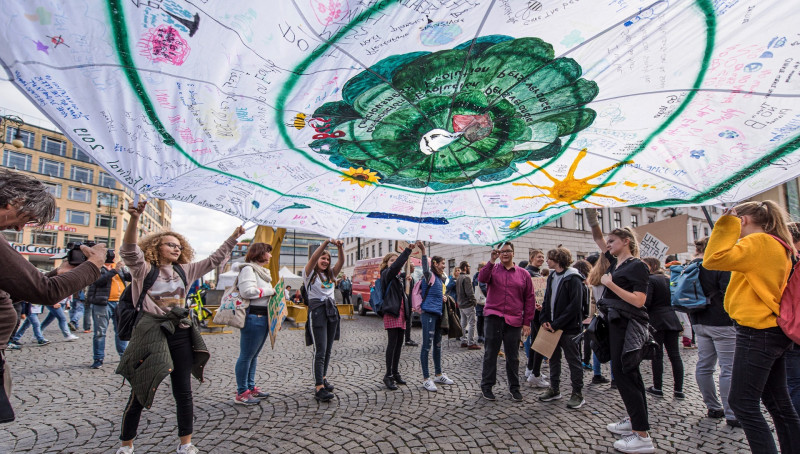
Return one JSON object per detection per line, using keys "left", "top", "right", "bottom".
{"left": 351, "top": 256, "right": 422, "bottom": 316}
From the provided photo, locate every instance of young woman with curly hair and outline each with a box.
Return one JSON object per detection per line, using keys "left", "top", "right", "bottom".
{"left": 115, "top": 201, "right": 244, "bottom": 454}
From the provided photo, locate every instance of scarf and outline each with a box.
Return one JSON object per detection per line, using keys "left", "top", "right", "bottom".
{"left": 242, "top": 264, "right": 272, "bottom": 284}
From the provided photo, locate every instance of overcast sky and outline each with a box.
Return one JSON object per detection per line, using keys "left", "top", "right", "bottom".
{"left": 1, "top": 79, "right": 243, "bottom": 259}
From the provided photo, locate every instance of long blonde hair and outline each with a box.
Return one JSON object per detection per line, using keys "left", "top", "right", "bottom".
{"left": 735, "top": 200, "right": 797, "bottom": 256}
{"left": 380, "top": 253, "right": 398, "bottom": 271}
{"left": 587, "top": 253, "right": 610, "bottom": 286}
{"left": 609, "top": 227, "right": 639, "bottom": 257}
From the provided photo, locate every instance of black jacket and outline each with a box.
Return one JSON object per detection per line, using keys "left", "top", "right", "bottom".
{"left": 540, "top": 268, "right": 584, "bottom": 334}
{"left": 645, "top": 274, "right": 683, "bottom": 332}
{"left": 599, "top": 298, "right": 653, "bottom": 373}
{"left": 87, "top": 267, "right": 131, "bottom": 305}
{"left": 692, "top": 259, "right": 733, "bottom": 326}
{"left": 380, "top": 247, "right": 412, "bottom": 318}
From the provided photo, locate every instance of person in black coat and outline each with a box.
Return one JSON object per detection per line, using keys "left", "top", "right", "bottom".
{"left": 641, "top": 257, "right": 684, "bottom": 399}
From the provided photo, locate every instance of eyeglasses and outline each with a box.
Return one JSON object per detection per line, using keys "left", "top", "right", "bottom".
{"left": 161, "top": 242, "right": 184, "bottom": 250}
{"left": 499, "top": 250, "right": 513, "bottom": 254}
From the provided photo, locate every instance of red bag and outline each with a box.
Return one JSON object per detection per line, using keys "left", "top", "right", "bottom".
{"left": 769, "top": 235, "right": 800, "bottom": 343}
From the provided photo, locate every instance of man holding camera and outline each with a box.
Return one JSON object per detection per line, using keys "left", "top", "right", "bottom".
{"left": 87, "top": 256, "right": 131, "bottom": 369}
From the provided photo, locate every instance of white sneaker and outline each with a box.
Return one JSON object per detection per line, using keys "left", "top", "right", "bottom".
{"left": 177, "top": 444, "right": 199, "bottom": 454}
{"left": 525, "top": 368, "right": 533, "bottom": 378}
{"left": 433, "top": 373, "right": 454, "bottom": 385}
{"left": 423, "top": 378, "right": 438, "bottom": 392}
{"left": 66, "top": 334, "right": 79, "bottom": 341}
{"left": 607, "top": 417, "right": 633, "bottom": 435}
{"left": 116, "top": 446, "right": 134, "bottom": 454}
{"left": 526, "top": 374, "right": 550, "bottom": 388}
{"left": 613, "top": 432, "right": 655, "bottom": 453}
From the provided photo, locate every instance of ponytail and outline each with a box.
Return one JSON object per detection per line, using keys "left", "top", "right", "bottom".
{"left": 734, "top": 200, "right": 797, "bottom": 257}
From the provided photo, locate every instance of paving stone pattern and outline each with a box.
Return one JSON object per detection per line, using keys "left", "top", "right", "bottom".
{"left": 0, "top": 316, "right": 756, "bottom": 453}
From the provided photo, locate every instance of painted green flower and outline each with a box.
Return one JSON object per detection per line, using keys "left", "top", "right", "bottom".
{"left": 309, "top": 35, "right": 598, "bottom": 189}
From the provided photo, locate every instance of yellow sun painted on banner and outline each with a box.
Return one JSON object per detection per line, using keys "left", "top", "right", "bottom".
{"left": 341, "top": 167, "right": 381, "bottom": 187}
{"left": 513, "top": 149, "right": 636, "bottom": 211}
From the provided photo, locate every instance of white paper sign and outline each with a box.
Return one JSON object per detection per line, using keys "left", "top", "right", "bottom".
{"left": 640, "top": 233, "right": 670, "bottom": 262}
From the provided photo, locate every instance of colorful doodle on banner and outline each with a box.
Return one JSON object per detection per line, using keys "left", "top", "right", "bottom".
{"left": 268, "top": 279, "right": 287, "bottom": 350}
{"left": 2, "top": 1, "right": 800, "bottom": 245}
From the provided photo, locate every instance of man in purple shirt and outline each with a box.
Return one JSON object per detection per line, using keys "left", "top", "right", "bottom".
{"left": 477, "top": 242, "right": 536, "bottom": 402}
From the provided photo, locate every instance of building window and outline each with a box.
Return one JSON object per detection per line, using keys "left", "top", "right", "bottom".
{"left": 41, "top": 136, "right": 67, "bottom": 156}
{"left": 631, "top": 214, "right": 639, "bottom": 228}
{"left": 53, "top": 208, "right": 60, "bottom": 222}
{"left": 3, "top": 150, "right": 32, "bottom": 171}
{"left": 39, "top": 158, "right": 64, "bottom": 177}
{"left": 711, "top": 206, "right": 718, "bottom": 214}
{"left": 553, "top": 217, "right": 563, "bottom": 228}
{"left": 93, "top": 236, "right": 117, "bottom": 249}
{"left": 2, "top": 230, "right": 22, "bottom": 242}
{"left": 692, "top": 225, "right": 698, "bottom": 240}
{"left": 387, "top": 239, "right": 392, "bottom": 252}
{"left": 372, "top": 245, "right": 375, "bottom": 257}
{"left": 43, "top": 182, "right": 62, "bottom": 198}
{"left": 597, "top": 211, "right": 604, "bottom": 229}
{"left": 64, "top": 233, "right": 89, "bottom": 247}
{"left": 5, "top": 128, "right": 35, "bottom": 149}
{"left": 98, "top": 171, "right": 117, "bottom": 189}
{"left": 613, "top": 212, "right": 622, "bottom": 229}
{"left": 68, "top": 186, "right": 92, "bottom": 203}
{"left": 95, "top": 214, "right": 118, "bottom": 229}
{"left": 378, "top": 242, "right": 383, "bottom": 256}
{"left": 31, "top": 231, "right": 57, "bottom": 246}
{"left": 70, "top": 165, "right": 94, "bottom": 184}
{"left": 73, "top": 148, "right": 94, "bottom": 163}
{"left": 66, "top": 209, "right": 90, "bottom": 226}
{"left": 575, "top": 212, "right": 585, "bottom": 231}
{"left": 98, "top": 192, "right": 119, "bottom": 207}
{"left": 704, "top": 227, "right": 709, "bottom": 237}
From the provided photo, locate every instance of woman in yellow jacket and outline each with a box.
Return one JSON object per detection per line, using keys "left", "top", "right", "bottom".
{"left": 704, "top": 200, "right": 800, "bottom": 454}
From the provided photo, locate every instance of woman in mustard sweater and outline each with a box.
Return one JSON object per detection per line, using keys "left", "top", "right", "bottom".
{"left": 704, "top": 200, "right": 800, "bottom": 454}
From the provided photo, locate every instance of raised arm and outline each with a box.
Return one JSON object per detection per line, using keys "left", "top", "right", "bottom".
{"left": 123, "top": 200, "right": 147, "bottom": 246}
{"left": 331, "top": 240, "right": 345, "bottom": 277}
{"left": 586, "top": 209, "right": 607, "bottom": 252}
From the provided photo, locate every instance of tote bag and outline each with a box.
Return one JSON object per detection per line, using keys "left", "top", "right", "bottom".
{"left": 213, "top": 275, "right": 249, "bottom": 329}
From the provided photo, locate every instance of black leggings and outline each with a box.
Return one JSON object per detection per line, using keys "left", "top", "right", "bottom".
{"left": 120, "top": 328, "right": 194, "bottom": 441}
{"left": 386, "top": 328, "right": 404, "bottom": 376}
{"left": 309, "top": 306, "right": 337, "bottom": 386}
{"left": 582, "top": 323, "right": 592, "bottom": 364}
{"left": 527, "top": 320, "right": 544, "bottom": 375}
{"left": 609, "top": 316, "right": 649, "bottom": 431}
{"left": 651, "top": 329, "right": 684, "bottom": 392}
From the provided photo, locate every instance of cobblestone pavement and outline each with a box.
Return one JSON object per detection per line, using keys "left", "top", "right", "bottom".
{"left": 0, "top": 315, "right": 754, "bottom": 453}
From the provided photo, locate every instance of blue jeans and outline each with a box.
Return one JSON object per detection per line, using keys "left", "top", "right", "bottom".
{"left": 523, "top": 334, "right": 532, "bottom": 360}
{"left": 235, "top": 313, "right": 269, "bottom": 394}
{"left": 40, "top": 305, "right": 71, "bottom": 337}
{"left": 69, "top": 301, "right": 85, "bottom": 325}
{"left": 730, "top": 326, "right": 800, "bottom": 454}
{"left": 592, "top": 353, "right": 602, "bottom": 376}
{"left": 12, "top": 313, "right": 44, "bottom": 343}
{"left": 92, "top": 302, "right": 128, "bottom": 361}
{"left": 787, "top": 345, "right": 800, "bottom": 414}
{"left": 420, "top": 312, "right": 442, "bottom": 379}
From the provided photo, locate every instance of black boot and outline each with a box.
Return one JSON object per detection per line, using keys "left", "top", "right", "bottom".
{"left": 392, "top": 374, "right": 407, "bottom": 385}
{"left": 383, "top": 375, "right": 398, "bottom": 390}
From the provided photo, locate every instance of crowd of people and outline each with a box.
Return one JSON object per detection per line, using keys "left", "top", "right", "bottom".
{"left": 3, "top": 166, "right": 800, "bottom": 454}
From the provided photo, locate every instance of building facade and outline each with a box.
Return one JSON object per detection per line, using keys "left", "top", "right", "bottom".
{"left": 2, "top": 115, "right": 171, "bottom": 270}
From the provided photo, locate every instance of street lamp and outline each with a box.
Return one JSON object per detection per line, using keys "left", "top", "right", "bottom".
{"left": 0, "top": 115, "right": 26, "bottom": 149}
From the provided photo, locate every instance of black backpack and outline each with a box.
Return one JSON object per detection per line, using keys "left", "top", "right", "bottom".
{"left": 116, "top": 263, "right": 188, "bottom": 341}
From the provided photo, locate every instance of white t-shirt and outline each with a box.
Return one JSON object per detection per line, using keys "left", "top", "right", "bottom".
{"left": 304, "top": 269, "right": 335, "bottom": 301}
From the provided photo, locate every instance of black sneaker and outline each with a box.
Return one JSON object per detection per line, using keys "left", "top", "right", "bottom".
{"left": 383, "top": 375, "right": 398, "bottom": 391}
{"left": 510, "top": 390, "right": 523, "bottom": 402}
{"left": 323, "top": 379, "right": 334, "bottom": 392}
{"left": 404, "top": 340, "right": 419, "bottom": 347}
{"left": 646, "top": 386, "right": 664, "bottom": 398}
{"left": 674, "top": 391, "right": 686, "bottom": 400}
{"left": 68, "top": 321, "right": 78, "bottom": 332}
{"left": 591, "top": 375, "right": 609, "bottom": 384}
{"left": 707, "top": 409, "right": 725, "bottom": 419}
{"left": 90, "top": 360, "right": 103, "bottom": 369}
{"left": 726, "top": 419, "right": 742, "bottom": 428}
{"left": 392, "top": 374, "right": 406, "bottom": 385}
{"left": 477, "top": 337, "right": 485, "bottom": 344}
{"left": 481, "top": 388, "right": 496, "bottom": 401}
{"left": 315, "top": 387, "right": 334, "bottom": 402}
{"left": 610, "top": 380, "right": 617, "bottom": 390}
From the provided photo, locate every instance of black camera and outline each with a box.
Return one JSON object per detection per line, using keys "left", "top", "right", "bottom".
{"left": 66, "top": 241, "right": 115, "bottom": 266}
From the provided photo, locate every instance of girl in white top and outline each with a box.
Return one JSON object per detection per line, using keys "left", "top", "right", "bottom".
{"left": 303, "top": 239, "right": 344, "bottom": 402}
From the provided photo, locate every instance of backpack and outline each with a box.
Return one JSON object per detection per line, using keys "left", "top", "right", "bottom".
{"left": 339, "top": 279, "right": 351, "bottom": 293}
{"left": 768, "top": 235, "right": 800, "bottom": 343}
{"left": 370, "top": 278, "right": 390, "bottom": 315}
{"left": 669, "top": 261, "right": 709, "bottom": 313}
{"left": 116, "top": 263, "right": 187, "bottom": 341}
{"left": 411, "top": 273, "right": 436, "bottom": 313}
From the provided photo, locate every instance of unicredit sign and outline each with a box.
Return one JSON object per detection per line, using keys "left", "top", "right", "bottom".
{"left": 10, "top": 243, "right": 68, "bottom": 256}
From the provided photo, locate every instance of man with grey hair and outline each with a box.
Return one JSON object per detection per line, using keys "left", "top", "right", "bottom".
{"left": 456, "top": 261, "right": 480, "bottom": 350}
